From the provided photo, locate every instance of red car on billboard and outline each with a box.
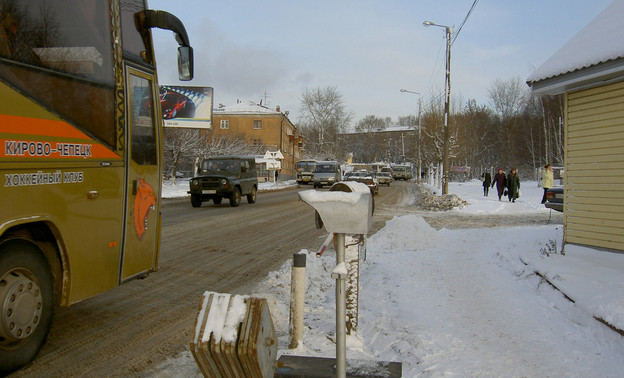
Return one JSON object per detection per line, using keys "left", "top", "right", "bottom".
{"left": 160, "top": 91, "right": 190, "bottom": 119}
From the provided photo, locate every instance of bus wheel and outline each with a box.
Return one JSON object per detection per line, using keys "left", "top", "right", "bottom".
{"left": 247, "top": 187, "right": 257, "bottom": 204}
{"left": 0, "top": 240, "right": 54, "bottom": 374}
{"left": 230, "top": 187, "right": 241, "bottom": 207}
{"left": 191, "top": 195, "right": 202, "bottom": 208}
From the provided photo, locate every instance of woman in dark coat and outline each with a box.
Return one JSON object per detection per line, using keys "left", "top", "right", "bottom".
{"left": 491, "top": 168, "right": 506, "bottom": 201}
{"left": 506, "top": 168, "right": 520, "bottom": 202}
{"left": 481, "top": 172, "right": 492, "bottom": 196}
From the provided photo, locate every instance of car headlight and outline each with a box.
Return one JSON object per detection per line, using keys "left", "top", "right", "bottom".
{"left": 191, "top": 179, "right": 198, "bottom": 186}
{"left": 221, "top": 179, "right": 227, "bottom": 185}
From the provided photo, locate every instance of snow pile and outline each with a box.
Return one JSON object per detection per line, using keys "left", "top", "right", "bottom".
{"left": 412, "top": 185, "right": 469, "bottom": 211}
{"left": 161, "top": 179, "right": 298, "bottom": 199}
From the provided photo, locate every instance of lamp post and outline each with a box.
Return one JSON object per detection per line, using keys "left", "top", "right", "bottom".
{"left": 399, "top": 89, "right": 422, "bottom": 182}
{"left": 423, "top": 20, "right": 451, "bottom": 194}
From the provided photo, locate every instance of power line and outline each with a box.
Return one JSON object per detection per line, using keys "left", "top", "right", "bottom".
{"left": 452, "top": 0, "right": 479, "bottom": 46}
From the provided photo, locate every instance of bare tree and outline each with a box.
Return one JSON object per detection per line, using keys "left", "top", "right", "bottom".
{"left": 420, "top": 97, "right": 446, "bottom": 168}
{"left": 163, "top": 128, "right": 204, "bottom": 184}
{"left": 354, "top": 115, "right": 391, "bottom": 133}
{"left": 487, "top": 77, "right": 530, "bottom": 169}
{"left": 397, "top": 115, "right": 418, "bottom": 128}
{"left": 347, "top": 115, "right": 392, "bottom": 162}
{"left": 299, "top": 86, "right": 353, "bottom": 160}
{"left": 453, "top": 99, "right": 497, "bottom": 178}
{"left": 488, "top": 77, "right": 528, "bottom": 121}
{"left": 197, "top": 131, "right": 263, "bottom": 159}
{"left": 538, "top": 94, "right": 565, "bottom": 166}
{"left": 163, "top": 128, "right": 263, "bottom": 183}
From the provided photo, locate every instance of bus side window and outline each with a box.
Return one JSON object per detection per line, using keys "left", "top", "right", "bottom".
{"left": 128, "top": 74, "right": 156, "bottom": 165}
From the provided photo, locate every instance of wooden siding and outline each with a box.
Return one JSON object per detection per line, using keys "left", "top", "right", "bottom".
{"left": 565, "top": 81, "right": 624, "bottom": 251}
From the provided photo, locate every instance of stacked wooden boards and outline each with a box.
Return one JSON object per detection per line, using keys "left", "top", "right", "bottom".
{"left": 191, "top": 292, "right": 277, "bottom": 377}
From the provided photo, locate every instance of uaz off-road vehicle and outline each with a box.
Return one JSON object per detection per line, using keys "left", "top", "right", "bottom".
{"left": 188, "top": 156, "right": 258, "bottom": 207}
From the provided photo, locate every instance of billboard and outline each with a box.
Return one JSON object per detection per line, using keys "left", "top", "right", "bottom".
{"left": 159, "top": 86, "right": 213, "bottom": 129}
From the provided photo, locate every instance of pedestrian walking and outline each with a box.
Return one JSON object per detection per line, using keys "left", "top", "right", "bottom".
{"left": 540, "top": 164, "right": 554, "bottom": 204}
{"left": 482, "top": 171, "right": 492, "bottom": 196}
{"left": 506, "top": 168, "right": 520, "bottom": 202}
{"left": 491, "top": 168, "right": 506, "bottom": 201}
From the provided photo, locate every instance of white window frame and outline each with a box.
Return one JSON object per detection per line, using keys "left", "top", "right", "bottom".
{"left": 253, "top": 120, "right": 262, "bottom": 130}
{"left": 220, "top": 120, "right": 229, "bottom": 129}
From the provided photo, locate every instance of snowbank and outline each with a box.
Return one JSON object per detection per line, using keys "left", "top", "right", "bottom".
{"left": 153, "top": 180, "right": 624, "bottom": 377}
{"left": 161, "top": 179, "right": 298, "bottom": 199}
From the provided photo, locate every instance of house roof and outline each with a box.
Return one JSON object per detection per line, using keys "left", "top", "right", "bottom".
{"left": 527, "top": 0, "right": 624, "bottom": 94}
{"left": 342, "top": 125, "right": 416, "bottom": 136}
{"left": 213, "top": 100, "right": 280, "bottom": 114}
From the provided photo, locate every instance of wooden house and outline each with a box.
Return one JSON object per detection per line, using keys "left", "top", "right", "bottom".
{"left": 527, "top": 1, "right": 624, "bottom": 252}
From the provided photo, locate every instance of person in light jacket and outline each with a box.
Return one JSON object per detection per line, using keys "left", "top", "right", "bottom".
{"left": 491, "top": 168, "right": 506, "bottom": 201}
{"left": 540, "top": 164, "right": 554, "bottom": 204}
{"left": 506, "top": 168, "right": 520, "bottom": 202}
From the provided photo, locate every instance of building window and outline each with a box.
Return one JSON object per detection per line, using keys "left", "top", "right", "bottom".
{"left": 253, "top": 120, "right": 262, "bottom": 129}
{"left": 220, "top": 120, "right": 229, "bottom": 129}
{"left": 253, "top": 139, "right": 263, "bottom": 146}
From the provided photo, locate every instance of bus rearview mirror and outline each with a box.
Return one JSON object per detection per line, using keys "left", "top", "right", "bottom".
{"left": 178, "top": 46, "right": 194, "bottom": 81}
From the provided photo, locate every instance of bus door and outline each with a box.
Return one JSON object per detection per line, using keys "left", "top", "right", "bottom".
{"left": 121, "top": 67, "right": 161, "bottom": 281}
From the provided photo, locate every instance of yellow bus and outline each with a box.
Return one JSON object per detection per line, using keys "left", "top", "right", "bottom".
{"left": 0, "top": 0, "right": 193, "bottom": 372}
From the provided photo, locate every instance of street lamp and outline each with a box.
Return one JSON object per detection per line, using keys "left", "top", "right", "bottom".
{"left": 423, "top": 20, "right": 452, "bottom": 194}
{"left": 399, "top": 89, "right": 422, "bottom": 182}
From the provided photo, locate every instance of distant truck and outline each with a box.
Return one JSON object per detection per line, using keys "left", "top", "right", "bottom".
{"left": 296, "top": 159, "right": 317, "bottom": 185}
{"left": 188, "top": 156, "right": 258, "bottom": 207}
{"left": 392, "top": 165, "right": 411, "bottom": 180}
{"left": 313, "top": 161, "right": 342, "bottom": 188}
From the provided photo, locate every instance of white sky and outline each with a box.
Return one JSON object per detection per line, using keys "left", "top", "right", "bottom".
{"left": 149, "top": 0, "right": 613, "bottom": 126}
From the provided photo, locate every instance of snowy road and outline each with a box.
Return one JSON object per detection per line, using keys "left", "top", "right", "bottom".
{"left": 11, "top": 187, "right": 328, "bottom": 376}
{"left": 10, "top": 183, "right": 405, "bottom": 376}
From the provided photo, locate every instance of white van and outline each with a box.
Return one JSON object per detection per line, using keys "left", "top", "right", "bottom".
{"left": 313, "top": 161, "right": 341, "bottom": 188}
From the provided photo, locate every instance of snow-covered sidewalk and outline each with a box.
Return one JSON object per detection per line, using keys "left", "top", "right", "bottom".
{"left": 155, "top": 179, "right": 624, "bottom": 377}
{"left": 267, "top": 180, "right": 624, "bottom": 376}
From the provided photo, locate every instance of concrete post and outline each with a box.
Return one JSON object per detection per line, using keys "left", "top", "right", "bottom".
{"left": 333, "top": 233, "right": 347, "bottom": 378}
{"left": 289, "top": 253, "right": 306, "bottom": 349}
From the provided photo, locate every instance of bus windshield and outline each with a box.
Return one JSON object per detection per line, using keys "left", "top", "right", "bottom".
{"left": 0, "top": 0, "right": 162, "bottom": 149}
{"left": 315, "top": 164, "right": 336, "bottom": 173}
{"left": 0, "top": 0, "right": 114, "bottom": 83}
{"left": 1, "top": 0, "right": 118, "bottom": 147}
{"left": 298, "top": 161, "right": 316, "bottom": 171}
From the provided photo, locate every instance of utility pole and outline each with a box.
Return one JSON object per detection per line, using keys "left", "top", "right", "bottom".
{"left": 417, "top": 96, "right": 422, "bottom": 181}
{"left": 424, "top": 21, "right": 452, "bottom": 194}
{"left": 443, "top": 25, "right": 451, "bottom": 194}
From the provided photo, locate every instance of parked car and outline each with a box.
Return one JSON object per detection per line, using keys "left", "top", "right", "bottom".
{"left": 345, "top": 170, "right": 379, "bottom": 195}
{"left": 377, "top": 171, "right": 392, "bottom": 186}
{"left": 544, "top": 187, "right": 563, "bottom": 212}
{"left": 188, "top": 156, "right": 258, "bottom": 207}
